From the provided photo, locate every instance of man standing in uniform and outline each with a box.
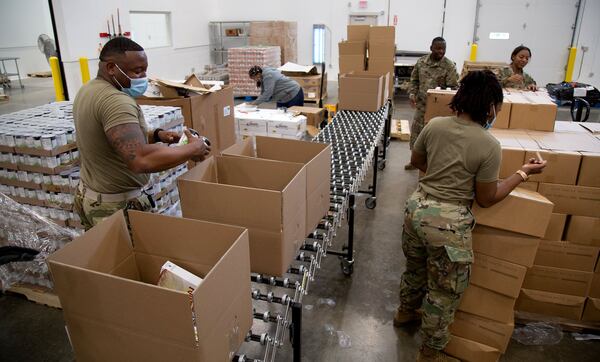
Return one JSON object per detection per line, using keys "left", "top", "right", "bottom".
{"left": 73, "top": 37, "right": 210, "bottom": 230}
{"left": 407, "top": 37, "right": 459, "bottom": 170}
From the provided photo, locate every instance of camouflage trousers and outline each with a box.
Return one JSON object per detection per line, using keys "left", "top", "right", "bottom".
{"left": 409, "top": 104, "right": 426, "bottom": 149}
{"left": 399, "top": 189, "right": 474, "bottom": 350}
{"left": 74, "top": 186, "right": 153, "bottom": 231}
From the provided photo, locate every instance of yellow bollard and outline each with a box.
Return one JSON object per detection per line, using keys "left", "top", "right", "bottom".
{"left": 469, "top": 43, "right": 478, "bottom": 62}
{"left": 79, "top": 57, "right": 90, "bottom": 84}
{"left": 565, "top": 47, "right": 577, "bottom": 82}
{"left": 49, "top": 56, "right": 65, "bottom": 101}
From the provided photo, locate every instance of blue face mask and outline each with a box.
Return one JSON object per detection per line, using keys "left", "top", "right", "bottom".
{"left": 484, "top": 105, "right": 497, "bottom": 130}
{"left": 114, "top": 64, "right": 148, "bottom": 97}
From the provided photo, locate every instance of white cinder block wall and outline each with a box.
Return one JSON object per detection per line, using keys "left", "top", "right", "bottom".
{"left": 6, "top": 0, "right": 599, "bottom": 98}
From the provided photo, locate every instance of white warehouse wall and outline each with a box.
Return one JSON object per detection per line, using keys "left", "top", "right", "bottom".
{"left": 0, "top": 0, "right": 54, "bottom": 78}
{"left": 573, "top": 0, "right": 600, "bottom": 86}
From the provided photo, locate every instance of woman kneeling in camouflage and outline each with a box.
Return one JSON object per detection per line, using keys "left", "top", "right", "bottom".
{"left": 395, "top": 70, "right": 547, "bottom": 362}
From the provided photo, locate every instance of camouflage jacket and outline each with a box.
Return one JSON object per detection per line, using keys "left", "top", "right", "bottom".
{"left": 498, "top": 66, "right": 536, "bottom": 89}
{"left": 409, "top": 55, "right": 459, "bottom": 104}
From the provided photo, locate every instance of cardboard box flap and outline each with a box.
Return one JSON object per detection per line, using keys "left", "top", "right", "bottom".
{"left": 220, "top": 138, "right": 255, "bottom": 157}
{"left": 215, "top": 156, "right": 304, "bottom": 191}
{"left": 520, "top": 289, "right": 586, "bottom": 306}
{"left": 179, "top": 156, "right": 218, "bottom": 183}
{"left": 153, "top": 78, "right": 213, "bottom": 95}
{"left": 48, "top": 210, "right": 132, "bottom": 273}
{"left": 338, "top": 41, "right": 366, "bottom": 55}
{"left": 589, "top": 298, "right": 600, "bottom": 309}
{"left": 129, "top": 211, "right": 247, "bottom": 269}
{"left": 347, "top": 25, "right": 370, "bottom": 41}
{"left": 255, "top": 136, "right": 330, "bottom": 165}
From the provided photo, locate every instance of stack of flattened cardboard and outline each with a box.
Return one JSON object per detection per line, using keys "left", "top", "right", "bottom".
{"left": 249, "top": 21, "right": 297, "bottom": 65}
{"left": 445, "top": 189, "right": 554, "bottom": 362}
{"left": 424, "top": 89, "right": 556, "bottom": 131}
{"left": 489, "top": 123, "right": 600, "bottom": 324}
{"left": 48, "top": 210, "right": 253, "bottom": 361}
{"left": 136, "top": 76, "right": 236, "bottom": 156}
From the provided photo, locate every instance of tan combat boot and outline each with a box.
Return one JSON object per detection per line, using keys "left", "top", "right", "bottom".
{"left": 393, "top": 307, "right": 421, "bottom": 327}
{"left": 416, "top": 346, "right": 461, "bottom": 362}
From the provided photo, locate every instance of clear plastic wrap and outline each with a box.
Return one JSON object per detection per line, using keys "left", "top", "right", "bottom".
{"left": 512, "top": 322, "right": 564, "bottom": 345}
{"left": 0, "top": 192, "right": 78, "bottom": 291}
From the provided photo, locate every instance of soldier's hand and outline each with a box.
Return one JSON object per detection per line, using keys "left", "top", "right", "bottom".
{"left": 527, "top": 83, "right": 538, "bottom": 91}
{"left": 521, "top": 158, "right": 547, "bottom": 175}
{"left": 186, "top": 129, "right": 211, "bottom": 162}
{"left": 409, "top": 94, "right": 417, "bottom": 108}
{"left": 157, "top": 130, "right": 180, "bottom": 144}
{"left": 508, "top": 74, "right": 524, "bottom": 83}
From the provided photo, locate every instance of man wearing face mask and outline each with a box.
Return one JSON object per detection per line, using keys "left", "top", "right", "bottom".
{"left": 248, "top": 66, "right": 304, "bottom": 108}
{"left": 407, "top": 37, "right": 459, "bottom": 170}
{"left": 72, "top": 37, "right": 210, "bottom": 230}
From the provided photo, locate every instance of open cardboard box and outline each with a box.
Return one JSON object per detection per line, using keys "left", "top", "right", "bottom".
{"left": 221, "top": 136, "right": 330, "bottom": 236}
{"left": 178, "top": 156, "right": 306, "bottom": 276}
{"left": 136, "top": 85, "right": 236, "bottom": 155}
{"left": 338, "top": 73, "right": 384, "bottom": 112}
{"left": 47, "top": 210, "right": 252, "bottom": 362}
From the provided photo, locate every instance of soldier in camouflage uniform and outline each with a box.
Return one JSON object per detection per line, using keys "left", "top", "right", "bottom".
{"left": 395, "top": 70, "right": 547, "bottom": 362}
{"left": 407, "top": 37, "right": 458, "bottom": 170}
{"left": 73, "top": 37, "right": 209, "bottom": 230}
{"left": 498, "top": 45, "right": 537, "bottom": 91}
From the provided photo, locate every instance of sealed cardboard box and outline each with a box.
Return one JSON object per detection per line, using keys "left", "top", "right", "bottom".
{"left": 525, "top": 150, "right": 581, "bottom": 185}
{"left": 517, "top": 289, "right": 586, "bottom": 320}
{"left": 472, "top": 225, "right": 540, "bottom": 267}
{"left": 48, "top": 211, "right": 252, "bottom": 362}
{"left": 470, "top": 253, "right": 527, "bottom": 298}
{"left": 591, "top": 274, "right": 600, "bottom": 298}
{"left": 523, "top": 265, "right": 593, "bottom": 296}
{"left": 516, "top": 182, "right": 538, "bottom": 192}
{"left": 508, "top": 91, "right": 557, "bottom": 132}
{"left": 450, "top": 311, "right": 514, "bottom": 353}
{"left": 137, "top": 86, "right": 236, "bottom": 155}
{"left": 459, "top": 284, "right": 516, "bottom": 324}
{"left": 578, "top": 152, "right": 600, "bottom": 187}
{"left": 582, "top": 298, "right": 600, "bottom": 322}
{"left": 499, "top": 147, "right": 526, "bottom": 179}
{"left": 543, "top": 213, "right": 567, "bottom": 241}
{"left": 444, "top": 335, "right": 501, "bottom": 362}
{"left": 534, "top": 240, "right": 600, "bottom": 272}
{"left": 424, "top": 89, "right": 454, "bottom": 123}
{"left": 538, "top": 183, "right": 600, "bottom": 218}
{"left": 472, "top": 188, "right": 554, "bottom": 238}
{"left": 566, "top": 216, "right": 600, "bottom": 246}
{"left": 221, "top": 136, "right": 331, "bottom": 236}
{"left": 368, "top": 26, "right": 395, "bottom": 44}
{"left": 178, "top": 156, "right": 306, "bottom": 276}
{"left": 338, "top": 73, "right": 383, "bottom": 112}
{"left": 288, "top": 106, "right": 326, "bottom": 128}
{"left": 347, "top": 25, "right": 370, "bottom": 42}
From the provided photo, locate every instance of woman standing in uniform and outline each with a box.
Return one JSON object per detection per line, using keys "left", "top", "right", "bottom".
{"left": 498, "top": 45, "right": 537, "bottom": 90}
{"left": 394, "top": 70, "right": 546, "bottom": 362}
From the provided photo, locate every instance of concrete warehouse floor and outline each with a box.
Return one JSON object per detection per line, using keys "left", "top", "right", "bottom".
{"left": 1, "top": 82, "right": 600, "bottom": 361}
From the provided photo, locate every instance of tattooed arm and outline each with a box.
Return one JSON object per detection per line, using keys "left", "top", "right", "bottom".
{"left": 105, "top": 124, "right": 210, "bottom": 173}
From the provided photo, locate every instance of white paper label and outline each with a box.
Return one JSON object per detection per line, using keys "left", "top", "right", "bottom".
{"left": 574, "top": 87, "right": 587, "bottom": 97}
{"left": 308, "top": 92, "right": 317, "bottom": 99}
{"left": 223, "top": 105, "right": 231, "bottom": 117}
{"left": 489, "top": 32, "right": 510, "bottom": 40}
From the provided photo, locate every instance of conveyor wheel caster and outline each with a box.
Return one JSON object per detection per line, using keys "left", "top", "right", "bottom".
{"left": 378, "top": 160, "right": 386, "bottom": 170}
{"left": 365, "top": 197, "right": 377, "bottom": 209}
{"left": 340, "top": 258, "right": 354, "bottom": 276}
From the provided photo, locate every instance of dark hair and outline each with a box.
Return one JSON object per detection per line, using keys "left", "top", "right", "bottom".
{"left": 449, "top": 70, "right": 503, "bottom": 127}
{"left": 249, "top": 65, "right": 262, "bottom": 77}
{"left": 510, "top": 45, "right": 532, "bottom": 61}
{"left": 99, "top": 37, "right": 144, "bottom": 61}
{"left": 431, "top": 37, "right": 446, "bottom": 45}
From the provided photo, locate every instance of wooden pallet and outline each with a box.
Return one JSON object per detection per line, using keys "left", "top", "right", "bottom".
{"left": 7, "top": 283, "right": 61, "bottom": 309}
{"left": 0, "top": 94, "right": 8, "bottom": 102}
{"left": 27, "top": 71, "right": 52, "bottom": 78}
{"left": 391, "top": 119, "right": 410, "bottom": 141}
{"left": 515, "top": 311, "right": 600, "bottom": 333}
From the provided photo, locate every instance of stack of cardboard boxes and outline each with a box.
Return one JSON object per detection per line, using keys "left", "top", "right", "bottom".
{"left": 424, "top": 89, "right": 557, "bottom": 132}
{"left": 280, "top": 65, "right": 327, "bottom": 103}
{"left": 338, "top": 25, "right": 395, "bottom": 112}
{"left": 249, "top": 21, "right": 297, "bottom": 65}
{"left": 444, "top": 188, "right": 554, "bottom": 362}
